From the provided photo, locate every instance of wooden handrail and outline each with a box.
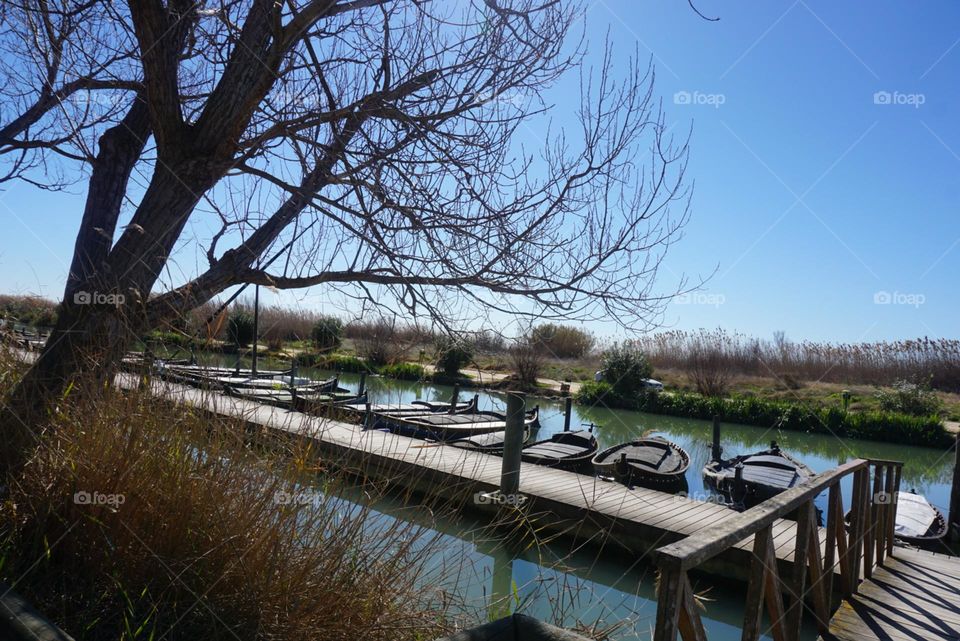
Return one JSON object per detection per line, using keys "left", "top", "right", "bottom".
{"left": 655, "top": 459, "right": 869, "bottom": 572}
{"left": 652, "top": 457, "right": 903, "bottom": 641}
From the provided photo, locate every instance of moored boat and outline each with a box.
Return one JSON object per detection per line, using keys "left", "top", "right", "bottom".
{"left": 520, "top": 429, "right": 598, "bottom": 473}
{"left": 341, "top": 396, "right": 479, "bottom": 418}
{"left": 592, "top": 437, "right": 689, "bottom": 489}
{"left": 702, "top": 441, "right": 813, "bottom": 507}
{"left": 376, "top": 406, "right": 540, "bottom": 441}
{"left": 845, "top": 491, "right": 947, "bottom": 548}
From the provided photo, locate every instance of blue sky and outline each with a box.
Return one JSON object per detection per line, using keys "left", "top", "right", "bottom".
{"left": 1, "top": 1, "right": 958, "bottom": 343}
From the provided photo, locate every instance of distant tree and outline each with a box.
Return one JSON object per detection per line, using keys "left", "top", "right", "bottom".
{"left": 435, "top": 338, "right": 473, "bottom": 378}
{"left": 0, "top": 1, "right": 692, "bottom": 473}
{"left": 311, "top": 316, "right": 344, "bottom": 352}
{"left": 227, "top": 310, "right": 256, "bottom": 347}
{"left": 601, "top": 341, "right": 653, "bottom": 399}
{"left": 530, "top": 323, "right": 595, "bottom": 359}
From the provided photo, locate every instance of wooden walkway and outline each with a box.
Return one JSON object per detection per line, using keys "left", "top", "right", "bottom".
{"left": 823, "top": 547, "right": 960, "bottom": 640}
{"left": 127, "top": 374, "right": 822, "bottom": 580}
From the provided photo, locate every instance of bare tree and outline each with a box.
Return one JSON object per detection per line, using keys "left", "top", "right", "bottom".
{"left": 0, "top": 0, "right": 691, "bottom": 467}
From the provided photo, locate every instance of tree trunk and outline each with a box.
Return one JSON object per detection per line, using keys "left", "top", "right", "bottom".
{"left": 1, "top": 302, "right": 141, "bottom": 475}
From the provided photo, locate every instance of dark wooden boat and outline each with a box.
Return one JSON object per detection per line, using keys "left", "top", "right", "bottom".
{"left": 159, "top": 362, "right": 340, "bottom": 394}
{"left": 342, "top": 396, "right": 479, "bottom": 418}
{"left": 449, "top": 428, "right": 530, "bottom": 452}
{"left": 845, "top": 491, "right": 947, "bottom": 547}
{"left": 592, "top": 437, "right": 689, "bottom": 489}
{"left": 376, "top": 406, "right": 540, "bottom": 441}
{"left": 519, "top": 429, "right": 598, "bottom": 473}
{"left": 225, "top": 385, "right": 366, "bottom": 410}
{"left": 702, "top": 441, "right": 813, "bottom": 507}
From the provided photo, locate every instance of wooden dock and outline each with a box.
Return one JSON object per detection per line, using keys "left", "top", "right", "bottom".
{"left": 823, "top": 547, "right": 960, "bottom": 640}
{"left": 124, "top": 373, "right": 960, "bottom": 641}
{"left": 128, "top": 374, "right": 823, "bottom": 579}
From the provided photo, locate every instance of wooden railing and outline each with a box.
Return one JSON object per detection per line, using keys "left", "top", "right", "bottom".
{"left": 652, "top": 458, "right": 903, "bottom": 641}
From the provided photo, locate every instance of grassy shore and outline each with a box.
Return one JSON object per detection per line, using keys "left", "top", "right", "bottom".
{"left": 0, "top": 351, "right": 464, "bottom": 641}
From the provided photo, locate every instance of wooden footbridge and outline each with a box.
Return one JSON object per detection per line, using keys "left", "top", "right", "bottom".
{"left": 129, "top": 374, "right": 959, "bottom": 641}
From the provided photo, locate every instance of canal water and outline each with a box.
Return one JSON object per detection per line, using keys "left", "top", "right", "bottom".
{"left": 202, "top": 356, "right": 956, "bottom": 639}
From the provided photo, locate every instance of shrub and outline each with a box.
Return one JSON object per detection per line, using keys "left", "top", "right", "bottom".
{"left": 688, "top": 337, "right": 732, "bottom": 397}
{"left": 509, "top": 337, "right": 544, "bottom": 389}
{"left": 530, "top": 323, "right": 595, "bottom": 359}
{"left": 380, "top": 362, "right": 425, "bottom": 381}
{"left": 875, "top": 380, "right": 942, "bottom": 417}
{"left": 435, "top": 338, "right": 473, "bottom": 377}
{"left": 311, "top": 316, "right": 344, "bottom": 352}
{"left": 601, "top": 341, "right": 653, "bottom": 399}
{"left": 575, "top": 380, "right": 614, "bottom": 405}
{"left": 227, "top": 309, "right": 256, "bottom": 346}
{"left": 296, "top": 353, "right": 373, "bottom": 373}
{"left": 354, "top": 319, "right": 407, "bottom": 367}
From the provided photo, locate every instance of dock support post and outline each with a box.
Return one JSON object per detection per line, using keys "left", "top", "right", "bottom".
{"left": 449, "top": 384, "right": 460, "bottom": 413}
{"left": 358, "top": 372, "right": 367, "bottom": 397}
{"left": 563, "top": 397, "right": 573, "bottom": 432}
{"left": 500, "top": 393, "right": 526, "bottom": 498}
{"left": 363, "top": 402, "right": 372, "bottom": 429}
{"left": 711, "top": 416, "right": 722, "bottom": 462}
{"left": 289, "top": 361, "right": 297, "bottom": 388}
{"left": 950, "top": 433, "right": 960, "bottom": 542}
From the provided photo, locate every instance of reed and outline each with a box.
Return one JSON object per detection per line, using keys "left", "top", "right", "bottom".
{"left": 0, "top": 352, "right": 456, "bottom": 641}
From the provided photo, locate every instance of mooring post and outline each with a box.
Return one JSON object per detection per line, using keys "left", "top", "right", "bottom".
{"left": 563, "top": 396, "right": 573, "bottom": 432}
{"left": 449, "top": 384, "right": 460, "bottom": 413}
{"left": 711, "top": 416, "right": 722, "bottom": 462}
{"left": 500, "top": 393, "right": 526, "bottom": 498}
{"left": 363, "top": 402, "right": 372, "bottom": 429}
{"left": 358, "top": 372, "right": 367, "bottom": 396}
{"left": 950, "top": 433, "right": 960, "bottom": 542}
{"left": 289, "top": 360, "right": 297, "bottom": 388}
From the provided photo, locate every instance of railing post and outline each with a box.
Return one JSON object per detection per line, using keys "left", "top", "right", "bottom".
{"left": 848, "top": 469, "right": 864, "bottom": 591}
{"left": 950, "top": 434, "right": 960, "bottom": 543}
{"left": 887, "top": 464, "right": 900, "bottom": 557}
{"left": 653, "top": 567, "right": 683, "bottom": 641}
{"left": 873, "top": 464, "right": 886, "bottom": 566}
{"left": 500, "top": 393, "right": 525, "bottom": 498}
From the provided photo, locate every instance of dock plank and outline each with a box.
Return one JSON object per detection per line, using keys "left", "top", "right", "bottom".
{"left": 128, "top": 374, "right": 844, "bottom": 582}
{"left": 822, "top": 548, "right": 960, "bottom": 640}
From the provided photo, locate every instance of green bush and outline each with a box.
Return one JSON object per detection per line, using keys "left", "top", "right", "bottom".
{"left": 296, "top": 353, "right": 374, "bottom": 373}
{"left": 575, "top": 381, "right": 614, "bottom": 405}
{"left": 875, "top": 380, "right": 942, "bottom": 417}
{"left": 227, "top": 310, "right": 256, "bottom": 347}
{"left": 601, "top": 341, "right": 653, "bottom": 399}
{"left": 530, "top": 324, "right": 595, "bottom": 359}
{"left": 435, "top": 338, "right": 473, "bottom": 377}
{"left": 311, "top": 316, "right": 344, "bottom": 352}
{"left": 379, "top": 363, "right": 425, "bottom": 381}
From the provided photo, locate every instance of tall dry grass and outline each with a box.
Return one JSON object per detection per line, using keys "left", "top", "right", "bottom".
{"left": 640, "top": 329, "right": 960, "bottom": 392}
{"left": 0, "top": 353, "right": 457, "bottom": 641}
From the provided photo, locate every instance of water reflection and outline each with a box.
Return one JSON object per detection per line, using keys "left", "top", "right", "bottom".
{"left": 199, "top": 355, "right": 954, "bottom": 640}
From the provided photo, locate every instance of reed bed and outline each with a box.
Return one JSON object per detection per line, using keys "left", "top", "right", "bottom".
{"left": 0, "top": 352, "right": 459, "bottom": 641}
{"left": 639, "top": 329, "right": 960, "bottom": 392}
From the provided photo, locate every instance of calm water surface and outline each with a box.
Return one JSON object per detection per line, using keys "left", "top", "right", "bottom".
{"left": 206, "top": 356, "right": 956, "bottom": 640}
